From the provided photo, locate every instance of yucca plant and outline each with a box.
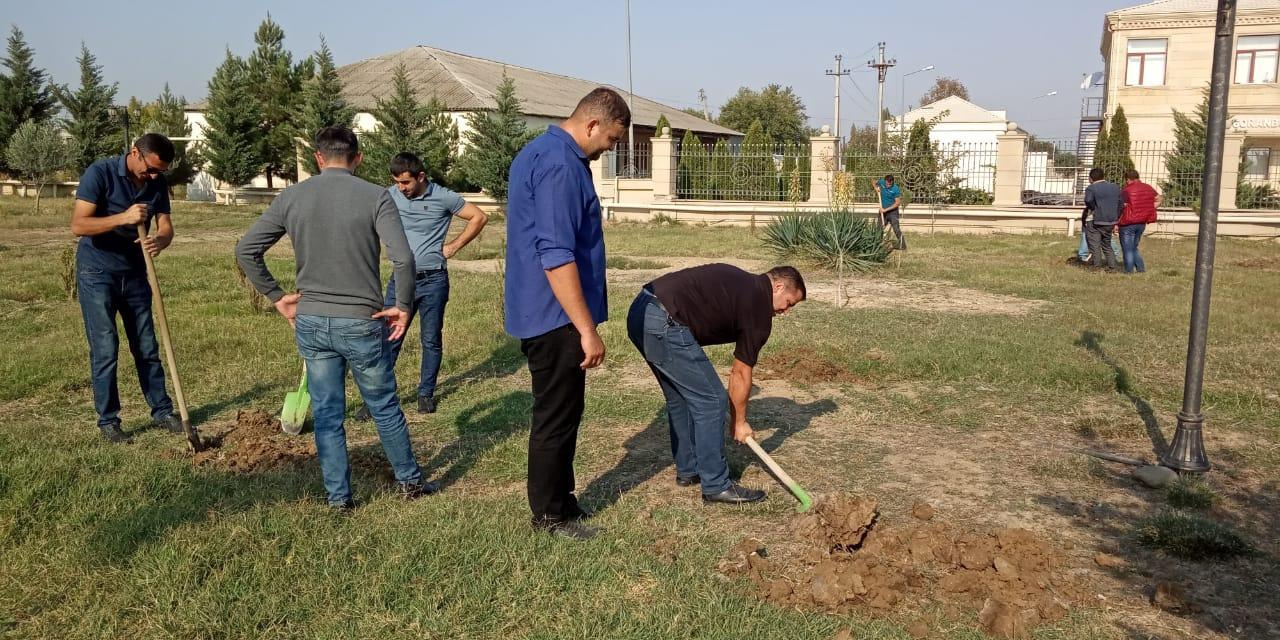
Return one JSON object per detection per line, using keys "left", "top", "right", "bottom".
{"left": 762, "top": 211, "right": 892, "bottom": 305}
{"left": 761, "top": 214, "right": 805, "bottom": 258}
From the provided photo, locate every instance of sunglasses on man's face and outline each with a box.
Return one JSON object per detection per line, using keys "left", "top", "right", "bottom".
{"left": 136, "top": 149, "right": 167, "bottom": 176}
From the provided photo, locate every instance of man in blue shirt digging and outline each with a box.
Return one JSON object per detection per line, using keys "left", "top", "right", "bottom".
{"left": 354, "top": 152, "right": 488, "bottom": 420}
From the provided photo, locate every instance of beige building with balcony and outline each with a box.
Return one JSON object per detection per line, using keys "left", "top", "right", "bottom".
{"left": 1101, "top": 0, "right": 1280, "bottom": 190}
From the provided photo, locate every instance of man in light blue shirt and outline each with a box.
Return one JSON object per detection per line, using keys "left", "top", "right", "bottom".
{"left": 356, "top": 152, "right": 487, "bottom": 419}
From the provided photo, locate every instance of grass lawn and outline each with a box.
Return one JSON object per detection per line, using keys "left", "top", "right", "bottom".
{"left": 1, "top": 196, "right": 1277, "bottom": 639}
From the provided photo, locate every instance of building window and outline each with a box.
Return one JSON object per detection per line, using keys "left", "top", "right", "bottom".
{"left": 1235, "top": 35, "right": 1279, "bottom": 84}
{"left": 1126, "top": 38, "right": 1167, "bottom": 86}
{"left": 1244, "top": 148, "right": 1271, "bottom": 179}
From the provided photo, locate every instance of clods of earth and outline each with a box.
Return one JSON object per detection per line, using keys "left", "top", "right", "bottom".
{"left": 192, "top": 409, "right": 316, "bottom": 472}
{"left": 719, "top": 495, "right": 1095, "bottom": 639}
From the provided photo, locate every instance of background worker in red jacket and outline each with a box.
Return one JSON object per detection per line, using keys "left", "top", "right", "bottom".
{"left": 1118, "top": 168, "right": 1160, "bottom": 274}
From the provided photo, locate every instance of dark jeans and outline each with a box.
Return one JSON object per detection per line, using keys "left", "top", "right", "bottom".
{"left": 626, "top": 291, "right": 732, "bottom": 496}
{"left": 77, "top": 266, "right": 173, "bottom": 427}
{"left": 520, "top": 323, "right": 586, "bottom": 523}
{"left": 1118, "top": 224, "right": 1147, "bottom": 273}
{"left": 883, "top": 208, "right": 906, "bottom": 249}
{"left": 382, "top": 269, "right": 449, "bottom": 398}
{"left": 1086, "top": 222, "right": 1118, "bottom": 269}
{"left": 294, "top": 314, "right": 423, "bottom": 505}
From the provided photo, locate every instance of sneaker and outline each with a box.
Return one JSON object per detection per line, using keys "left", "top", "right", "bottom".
{"left": 536, "top": 519, "right": 599, "bottom": 541}
{"left": 417, "top": 395, "right": 437, "bottom": 414}
{"left": 353, "top": 406, "right": 372, "bottom": 422}
{"left": 397, "top": 479, "right": 441, "bottom": 501}
{"left": 98, "top": 422, "right": 133, "bottom": 444}
{"left": 154, "top": 413, "right": 184, "bottom": 433}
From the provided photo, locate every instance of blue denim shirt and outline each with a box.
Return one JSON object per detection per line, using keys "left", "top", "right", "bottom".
{"left": 74, "top": 155, "right": 171, "bottom": 273}
{"left": 504, "top": 125, "right": 607, "bottom": 339}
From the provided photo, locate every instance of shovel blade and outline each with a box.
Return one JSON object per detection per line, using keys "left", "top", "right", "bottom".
{"left": 183, "top": 419, "right": 205, "bottom": 452}
{"left": 280, "top": 389, "right": 309, "bottom": 436}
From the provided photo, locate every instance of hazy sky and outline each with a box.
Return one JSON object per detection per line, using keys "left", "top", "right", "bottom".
{"left": 11, "top": 0, "right": 1144, "bottom": 140}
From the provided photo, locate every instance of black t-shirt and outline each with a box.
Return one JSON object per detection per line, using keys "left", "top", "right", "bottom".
{"left": 648, "top": 263, "right": 773, "bottom": 367}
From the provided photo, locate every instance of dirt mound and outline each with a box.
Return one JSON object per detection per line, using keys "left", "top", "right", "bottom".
{"left": 721, "top": 496, "right": 1092, "bottom": 638}
{"left": 758, "top": 347, "right": 869, "bottom": 385}
{"left": 1233, "top": 257, "right": 1280, "bottom": 270}
{"left": 193, "top": 409, "right": 316, "bottom": 472}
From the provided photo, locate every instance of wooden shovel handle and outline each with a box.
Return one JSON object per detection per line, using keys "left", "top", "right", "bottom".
{"left": 137, "top": 223, "right": 194, "bottom": 442}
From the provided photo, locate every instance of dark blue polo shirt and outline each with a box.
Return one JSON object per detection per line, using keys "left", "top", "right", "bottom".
{"left": 504, "top": 125, "right": 606, "bottom": 339}
{"left": 75, "top": 155, "right": 171, "bottom": 273}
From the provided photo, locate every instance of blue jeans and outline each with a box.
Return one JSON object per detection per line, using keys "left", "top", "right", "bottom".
{"left": 77, "top": 266, "right": 173, "bottom": 427}
{"left": 1079, "top": 226, "right": 1122, "bottom": 259}
{"left": 626, "top": 291, "right": 732, "bottom": 496}
{"left": 1118, "top": 224, "right": 1147, "bottom": 273}
{"left": 383, "top": 270, "right": 449, "bottom": 398}
{"left": 294, "top": 314, "right": 423, "bottom": 505}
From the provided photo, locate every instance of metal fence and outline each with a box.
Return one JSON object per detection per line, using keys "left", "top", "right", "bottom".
{"left": 602, "top": 142, "right": 652, "bottom": 179}
{"left": 839, "top": 142, "right": 998, "bottom": 206}
{"left": 1022, "top": 140, "right": 1280, "bottom": 210}
{"left": 673, "top": 141, "right": 811, "bottom": 201}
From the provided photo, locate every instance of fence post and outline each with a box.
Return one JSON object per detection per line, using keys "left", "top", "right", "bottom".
{"left": 994, "top": 122, "right": 1028, "bottom": 207}
{"left": 808, "top": 125, "right": 836, "bottom": 205}
{"left": 651, "top": 127, "right": 674, "bottom": 202}
{"left": 1218, "top": 132, "right": 1246, "bottom": 209}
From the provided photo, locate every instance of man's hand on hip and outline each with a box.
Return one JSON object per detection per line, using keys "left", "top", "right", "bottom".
{"left": 274, "top": 293, "right": 301, "bottom": 328}
{"left": 579, "top": 326, "right": 605, "bottom": 369}
{"left": 373, "top": 307, "right": 410, "bottom": 341}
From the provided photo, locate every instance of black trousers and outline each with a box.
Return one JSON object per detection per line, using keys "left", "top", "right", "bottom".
{"left": 520, "top": 323, "right": 586, "bottom": 523}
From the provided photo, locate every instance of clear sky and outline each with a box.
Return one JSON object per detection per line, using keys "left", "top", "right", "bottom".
{"left": 10, "top": 0, "right": 1144, "bottom": 140}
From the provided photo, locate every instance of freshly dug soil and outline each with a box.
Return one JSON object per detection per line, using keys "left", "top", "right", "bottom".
{"left": 758, "top": 347, "right": 867, "bottom": 385}
{"left": 193, "top": 409, "right": 316, "bottom": 472}
{"left": 721, "top": 495, "right": 1093, "bottom": 639}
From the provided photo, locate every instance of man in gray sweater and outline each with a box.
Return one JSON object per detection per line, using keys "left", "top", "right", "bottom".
{"left": 235, "top": 126, "right": 437, "bottom": 511}
{"left": 1083, "top": 167, "right": 1122, "bottom": 270}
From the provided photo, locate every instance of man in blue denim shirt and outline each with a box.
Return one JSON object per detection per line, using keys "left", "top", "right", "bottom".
{"left": 235, "top": 127, "right": 436, "bottom": 511}
{"left": 70, "top": 134, "right": 181, "bottom": 444}
{"left": 505, "top": 88, "right": 629, "bottom": 540}
{"left": 353, "top": 152, "right": 487, "bottom": 421}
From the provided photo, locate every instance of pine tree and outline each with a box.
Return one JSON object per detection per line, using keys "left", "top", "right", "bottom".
{"left": 460, "top": 72, "right": 536, "bottom": 201}
{"left": 245, "top": 15, "right": 311, "bottom": 187}
{"left": 655, "top": 113, "right": 670, "bottom": 136}
{"left": 0, "top": 26, "right": 58, "bottom": 174}
{"left": 204, "top": 50, "right": 264, "bottom": 204}
{"left": 738, "top": 119, "right": 775, "bottom": 201}
{"left": 4, "top": 119, "right": 72, "bottom": 213}
{"left": 708, "top": 138, "right": 731, "bottom": 199}
{"left": 1162, "top": 98, "right": 1207, "bottom": 209}
{"left": 142, "top": 84, "right": 201, "bottom": 186}
{"left": 56, "top": 44, "right": 120, "bottom": 173}
{"left": 676, "top": 129, "right": 708, "bottom": 198}
{"left": 357, "top": 63, "right": 444, "bottom": 183}
{"left": 1095, "top": 107, "right": 1134, "bottom": 183}
{"left": 420, "top": 95, "right": 459, "bottom": 185}
{"left": 297, "top": 36, "right": 356, "bottom": 176}
{"left": 903, "top": 118, "right": 940, "bottom": 204}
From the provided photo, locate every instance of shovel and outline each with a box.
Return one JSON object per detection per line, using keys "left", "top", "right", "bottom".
{"left": 280, "top": 362, "right": 309, "bottom": 436}
{"left": 745, "top": 436, "right": 812, "bottom": 512}
{"left": 136, "top": 223, "right": 204, "bottom": 452}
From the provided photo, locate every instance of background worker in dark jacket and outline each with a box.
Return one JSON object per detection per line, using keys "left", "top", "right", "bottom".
{"left": 1082, "top": 167, "right": 1122, "bottom": 270}
{"left": 1117, "top": 168, "right": 1160, "bottom": 274}
{"left": 626, "top": 264, "right": 806, "bottom": 505}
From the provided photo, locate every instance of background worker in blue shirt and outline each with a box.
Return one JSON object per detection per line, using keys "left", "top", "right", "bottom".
{"left": 874, "top": 174, "right": 906, "bottom": 250}
{"left": 505, "top": 88, "right": 629, "bottom": 540}
{"left": 354, "top": 152, "right": 488, "bottom": 421}
{"left": 70, "top": 134, "right": 182, "bottom": 444}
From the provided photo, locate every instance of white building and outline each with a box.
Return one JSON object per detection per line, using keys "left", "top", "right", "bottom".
{"left": 885, "top": 95, "right": 1011, "bottom": 193}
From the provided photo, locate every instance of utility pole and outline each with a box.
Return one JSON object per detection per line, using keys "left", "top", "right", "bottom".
{"left": 825, "top": 55, "right": 851, "bottom": 144}
{"left": 624, "top": 0, "right": 636, "bottom": 176}
{"left": 698, "top": 88, "right": 710, "bottom": 121}
{"left": 867, "top": 42, "right": 897, "bottom": 153}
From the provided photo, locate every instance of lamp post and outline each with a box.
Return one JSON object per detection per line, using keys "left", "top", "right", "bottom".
{"left": 624, "top": 0, "right": 636, "bottom": 177}
{"left": 1031, "top": 90, "right": 1059, "bottom": 100}
{"left": 900, "top": 65, "right": 935, "bottom": 119}
{"left": 1165, "top": 0, "right": 1237, "bottom": 473}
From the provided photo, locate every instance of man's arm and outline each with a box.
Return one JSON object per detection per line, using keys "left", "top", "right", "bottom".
{"left": 442, "top": 201, "right": 488, "bottom": 259}
{"left": 891, "top": 193, "right": 902, "bottom": 210}
{"left": 138, "top": 213, "right": 174, "bottom": 257}
{"left": 234, "top": 200, "right": 289, "bottom": 303}
{"left": 727, "top": 358, "right": 754, "bottom": 443}
{"left": 531, "top": 164, "right": 604, "bottom": 369}
{"left": 374, "top": 192, "right": 416, "bottom": 312}
{"left": 70, "top": 199, "right": 147, "bottom": 237}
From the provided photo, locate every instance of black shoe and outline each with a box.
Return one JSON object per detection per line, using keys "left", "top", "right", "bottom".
{"left": 702, "top": 483, "right": 767, "bottom": 504}
{"left": 565, "top": 505, "right": 593, "bottom": 521}
{"left": 98, "top": 422, "right": 132, "bottom": 444}
{"left": 398, "top": 479, "right": 440, "bottom": 501}
{"left": 353, "top": 406, "right": 372, "bottom": 422}
{"left": 676, "top": 474, "right": 701, "bottom": 487}
{"left": 329, "top": 499, "right": 357, "bottom": 514}
{"left": 535, "top": 519, "right": 598, "bottom": 541}
{"left": 417, "top": 395, "right": 437, "bottom": 414}
{"left": 154, "top": 413, "right": 184, "bottom": 433}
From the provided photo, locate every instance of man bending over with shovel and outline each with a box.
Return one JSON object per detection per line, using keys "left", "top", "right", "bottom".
{"left": 626, "top": 264, "right": 806, "bottom": 504}
{"left": 235, "top": 127, "right": 437, "bottom": 511}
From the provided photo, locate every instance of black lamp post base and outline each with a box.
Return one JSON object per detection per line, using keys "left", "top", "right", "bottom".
{"left": 1162, "top": 411, "right": 1211, "bottom": 473}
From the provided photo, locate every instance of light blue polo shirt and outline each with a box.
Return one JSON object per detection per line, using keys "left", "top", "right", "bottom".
{"left": 388, "top": 182, "right": 466, "bottom": 271}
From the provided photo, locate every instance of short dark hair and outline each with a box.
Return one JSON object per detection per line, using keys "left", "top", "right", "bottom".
{"left": 1123, "top": 168, "right": 1140, "bottom": 181}
{"left": 134, "top": 133, "right": 175, "bottom": 163}
{"left": 1089, "top": 167, "right": 1104, "bottom": 181}
{"left": 767, "top": 266, "right": 806, "bottom": 300}
{"left": 571, "top": 87, "right": 631, "bottom": 128}
{"left": 884, "top": 174, "right": 895, "bottom": 184}
{"left": 314, "top": 126, "right": 360, "bottom": 162}
{"left": 390, "top": 152, "right": 425, "bottom": 177}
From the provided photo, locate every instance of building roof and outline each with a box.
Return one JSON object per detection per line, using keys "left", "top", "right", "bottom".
{"left": 193, "top": 45, "right": 739, "bottom": 137}
{"left": 901, "top": 95, "right": 1007, "bottom": 124}
{"left": 1108, "top": 0, "right": 1278, "bottom": 16}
